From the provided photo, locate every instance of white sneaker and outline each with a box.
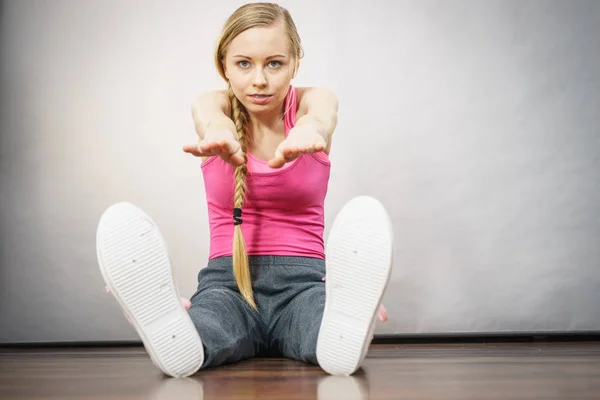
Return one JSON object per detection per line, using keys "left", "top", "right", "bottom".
{"left": 316, "top": 196, "right": 393, "bottom": 376}
{"left": 96, "top": 202, "right": 204, "bottom": 378}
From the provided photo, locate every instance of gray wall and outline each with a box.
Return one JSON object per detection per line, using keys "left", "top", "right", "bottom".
{"left": 1, "top": 0, "right": 599, "bottom": 343}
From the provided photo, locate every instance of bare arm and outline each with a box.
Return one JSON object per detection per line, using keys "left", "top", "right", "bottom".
{"left": 295, "top": 87, "right": 339, "bottom": 153}
{"left": 267, "top": 87, "right": 339, "bottom": 168}
{"left": 191, "top": 90, "right": 236, "bottom": 140}
{"left": 185, "top": 90, "right": 244, "bottom": 166}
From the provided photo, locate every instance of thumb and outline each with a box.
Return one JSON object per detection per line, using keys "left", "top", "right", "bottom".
{"left": 267, "top": 141, "right": 287, "bottom": 168}
{"left": 229, "top": 147, "right": 245, "bottom": 167}
{"left": 224, "top": 137, "right": 241, "bottom": 153}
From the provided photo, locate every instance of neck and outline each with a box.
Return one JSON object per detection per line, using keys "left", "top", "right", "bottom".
{"left": 247, "top": 106, "right": 285, "bottom": 140}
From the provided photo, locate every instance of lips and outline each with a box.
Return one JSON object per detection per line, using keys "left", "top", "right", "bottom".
{"left": 248, "top": 94, "right": 273, "bottom": 105}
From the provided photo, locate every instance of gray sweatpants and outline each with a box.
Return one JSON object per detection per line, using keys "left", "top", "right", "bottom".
{"left": 187, "top": 255, "right": 326, "bottom": 368}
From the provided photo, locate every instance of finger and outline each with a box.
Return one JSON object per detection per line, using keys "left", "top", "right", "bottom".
{"left": 322, "top": 276, "right": 326, "bottom": 281}
{"left": 194, "top": 140, "right": 237, "bottom": 160}
{"left": 182, "top": 144, "right": 196, "bottom": 152}
{"left": 181, "top": 297, "right": 191, "bottom": 310}
{"left": 296, "top": 146, "right": 312, "bottom": 155}
{"left": 283, "top": 147, "right": 296, "bottom": 159}
{"left": 199, "top": 140, "right": 225, "bottom": 154}
{"left": 228, "top": 150, "right": 246, "bottom": 167}
{"left": 267, "top": 146, "right": 285, "bottom": 168}
{"left": 183, "top": 144, "right": 203, "bottom": 154}
{"left": 267, "top": 156, "right": 285, "bottom": 169}
{"left": 213, "top": 140, "right": 241, "bottom": 161}
{"left": 283, "top": 147, "right": 302, "bottom": 161}
{"left": 183, "top": 144, "right": 210, "bottom": 157}
{"left": 223, "top": 139, "right": 240, "bottom": 154}
{"left": 295, "top": 147, "right": 309, "bottom": 155}
{"left": 378, "top": 304, "right": 388, "bottom": 322}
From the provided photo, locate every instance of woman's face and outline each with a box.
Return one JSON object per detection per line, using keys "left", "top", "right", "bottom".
{"left": 223, "top": 20, "right": 296, "bottom": 116}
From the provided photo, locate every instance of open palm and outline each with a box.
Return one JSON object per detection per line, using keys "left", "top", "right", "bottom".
{"left": 183, "top": 132, "right": 245, "bottom": 167}
{"left": 268, "top": 125, "right": 326, "bottom": 168}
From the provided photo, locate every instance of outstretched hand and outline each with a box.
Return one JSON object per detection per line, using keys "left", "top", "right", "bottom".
{"left": 268, "top": 124, "right": 327, "bottom": 168}
{"left": 183, "top": 129, "right": 245, "bottom": 167}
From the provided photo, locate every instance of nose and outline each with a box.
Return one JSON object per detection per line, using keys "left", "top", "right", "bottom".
{"left": 252, "top": 68, "right": 267, "bottom": 87}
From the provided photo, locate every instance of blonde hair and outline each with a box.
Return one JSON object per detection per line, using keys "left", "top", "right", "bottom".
{"left": 214, "top": 3, "right": 303, "bottom": 310}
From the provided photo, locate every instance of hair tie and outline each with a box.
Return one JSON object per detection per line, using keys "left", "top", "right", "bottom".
{"left": 233, "top": 208, "right": 243, "bottom": 226}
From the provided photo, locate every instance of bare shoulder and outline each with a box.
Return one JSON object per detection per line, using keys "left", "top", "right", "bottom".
{"left": 296, "top": 86, "right": 339, "bottom": 119}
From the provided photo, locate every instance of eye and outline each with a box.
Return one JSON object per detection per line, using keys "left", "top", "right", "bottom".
{"left": 269, "top": 61, "right": 282, "bottom": 68}
{"left": 238, "top": 60, "right": 250, "bottom": 68}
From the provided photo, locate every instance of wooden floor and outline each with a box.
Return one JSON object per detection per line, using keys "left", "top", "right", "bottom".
{"left": 1, "top": 342, "right": 599, "bottom": 399}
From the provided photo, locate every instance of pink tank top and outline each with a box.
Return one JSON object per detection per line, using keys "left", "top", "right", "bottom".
{"left": 201, "top": 85, "right": 331, "bottom": 260}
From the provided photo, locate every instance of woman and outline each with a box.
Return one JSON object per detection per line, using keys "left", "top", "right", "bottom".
{"left": 97, "top": 2, "right": 393, "bottom": 378}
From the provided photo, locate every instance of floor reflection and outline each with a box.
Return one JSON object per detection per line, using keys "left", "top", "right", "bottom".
{"left": 317, "top": 373, "right": 369, "bottom": 400}
{"left": 149, "top": 377, "right": 204, "bottom": 400}
{"left": 147, "top": 367, "right": 370, "bottom": 400}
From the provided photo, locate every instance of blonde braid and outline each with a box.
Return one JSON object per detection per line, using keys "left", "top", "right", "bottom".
{"left": 212, "top": 1, "right": 305, "bottom": 313}
{"left": 228, "top": 87, "right": 256, "bottom": 310}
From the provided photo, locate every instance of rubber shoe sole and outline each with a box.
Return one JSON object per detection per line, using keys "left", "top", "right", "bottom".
{"left": 316, "top": 196, "right": 393, "bottom": 376}
{"left": 96, "top": 202, "right": 204, "bottom": 378}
